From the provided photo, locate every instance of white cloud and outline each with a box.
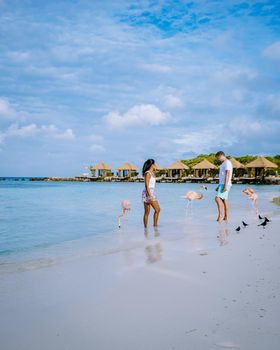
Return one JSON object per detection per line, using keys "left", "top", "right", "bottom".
{"left": 173, "top": 126, "right": 236, "bottom": 154}
{"left": 54, "top": 128, "right": 75, "bottom": 140}
{"left": 173, "top": 117, "right": 272, "bottom": 154}
{"left": 164, "top": 94, "right": 184, "bottom": 108}
{"left": 229, "top": 118, "right": 262, "bottom": 136}
{"left": 263, "top": 41, "right": 280, "bottom": 60}
{"left": 40, "top": 125, "right": 75, "bottom": 139}
{"left": 104, "top": 104, "right": 170, "bottom": 129}
{"left": 214, "top": 67, "right": 257, "bottom": 85}
{"left": 89, "top": 144, "right": 105, "bottom": 153}
{"left": 7, "top": 123, "right": 38, "bottom": 137}
{"left": 0, "top": 98, "right": 16, "bottom": 119}
{"left": 3, "top": 123, "right": 75, "bottom": 140}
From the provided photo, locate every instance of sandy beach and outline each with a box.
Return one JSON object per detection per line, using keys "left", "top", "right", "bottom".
{"left": 0, "top": 194, "right": 279, "bottom": 350}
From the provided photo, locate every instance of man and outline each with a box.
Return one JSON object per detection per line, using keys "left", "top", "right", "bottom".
{"left": 215, "top": 151, "right": 233, "bottom": 222}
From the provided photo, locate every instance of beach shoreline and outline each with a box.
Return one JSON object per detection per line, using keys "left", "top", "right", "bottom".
{"left": 1, "top": 176, "right": 280, "bottom": 185}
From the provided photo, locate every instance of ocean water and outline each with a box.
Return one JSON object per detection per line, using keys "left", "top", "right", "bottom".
{"left": 0, "top": 180, "right": 279, "bottom": 268}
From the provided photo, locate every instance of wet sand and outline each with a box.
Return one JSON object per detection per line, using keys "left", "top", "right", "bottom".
{"left": 0, "top": 211, "right": 280, "bottom": 350}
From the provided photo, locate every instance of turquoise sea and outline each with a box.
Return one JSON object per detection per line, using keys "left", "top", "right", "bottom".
{"left": 0, "top": 179, "right": 279, "bottom": 268}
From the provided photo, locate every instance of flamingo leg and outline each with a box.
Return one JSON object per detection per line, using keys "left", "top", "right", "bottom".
{"left": 186, "top": 200, "right": 193, "bottom": 215}
{"left": 254, "top": 199, "right": 260, "bottom": 215}
{"left": 118, "top": 208, "right": 130, "bottom": 227}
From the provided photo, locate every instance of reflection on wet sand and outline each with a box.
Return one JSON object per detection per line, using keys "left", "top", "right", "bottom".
{"left": 144, "top": 227, "right": 162, "bottom": 264}
{"left": 217, "top": 225, "right": 230, "bottom": 246}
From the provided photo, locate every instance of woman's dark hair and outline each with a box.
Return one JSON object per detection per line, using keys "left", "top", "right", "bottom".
{"left": 142, "top": 159, "right": 155, "bottom": 176}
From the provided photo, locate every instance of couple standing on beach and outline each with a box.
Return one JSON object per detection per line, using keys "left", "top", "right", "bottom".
{"left": 142, "top": 151, "right": 233, "bottom": 228}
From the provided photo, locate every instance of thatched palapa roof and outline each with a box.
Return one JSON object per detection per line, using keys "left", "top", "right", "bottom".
{"left": 167, "top": 160, "right": 189, "bottom": 170}
{"left": 117, "top": 162, "right": 137, "bottom": 171}
{"left": 153, "top": 163, "right": 162, "bottom": 170}
{"left": 91, "top": 162, "right": 112, "bottom": 170}
{"left": 246, "top": 156, "right": 277, "bottom": 169}
{"left": 229, "top": 157, "right": 245, "bottom": 169}
{"left": 192, "top": 159, "right": 217, "bottom": 170}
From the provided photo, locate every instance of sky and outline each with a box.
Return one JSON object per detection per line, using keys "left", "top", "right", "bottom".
{"left": 0, "top": 0, "right": 279, "bottom": 176}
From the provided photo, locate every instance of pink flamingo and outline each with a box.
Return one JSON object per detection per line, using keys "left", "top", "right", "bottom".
{"left": 184, "top": 191, "right": 203, "bottom": 212}
{"left": 242, "top": 187, "right": 259, "bottom": 214}
{"left": 118, "top": 200, "right": 132, "bottom": 228}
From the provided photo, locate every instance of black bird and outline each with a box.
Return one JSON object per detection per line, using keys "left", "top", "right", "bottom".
{"left": 258, "top": 220, "right": 267, "bottom": 228}
{"left": 236, "top": 226, "right": 241, "bottom": 232}
{"left": 242, "top": 221, "right": 249, "bottom": 227}
{"left": 258, "top": 214, "right": 263, "bottom": 220}
{"left": 264, "top": 217, "right": 271, "bottom": 223}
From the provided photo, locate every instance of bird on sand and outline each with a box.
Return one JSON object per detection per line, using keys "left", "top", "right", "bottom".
{"left": 258, "top": 220, "right": 267, "bottom": 228}
{"left": 242, "top": 221, "right": 249, "bottom": 227}
{"left": 236, "top": 226, "right": 241, "bottom": 232}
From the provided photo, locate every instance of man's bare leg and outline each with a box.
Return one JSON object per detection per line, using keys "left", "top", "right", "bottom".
{"left": 223, "top": 199, "right": 229, "bottom": 221}
{"left": 215, "top": 196, "right": 224, "bottom": 222}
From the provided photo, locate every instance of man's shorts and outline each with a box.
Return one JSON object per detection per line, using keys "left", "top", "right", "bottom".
{"left": 217, "top": 184, "right": 232, "bottom": 200}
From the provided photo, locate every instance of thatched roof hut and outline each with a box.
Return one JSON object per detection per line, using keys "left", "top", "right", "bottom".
{"left": 153, "top": 162, "right": 162, "bottom": 171}
{"left": 167, "top": 160, "right": 189, "bottom": 177}
{"left": 246, "top": 156, "right": 277, "bottom": 178}
{"left": 192, "top": 159, "right": 217, "bottom": 170}
{"left": 167, "top": 160, "right": 189, "bottom": 170}
{"left": 246, "top": 156, "right": 277, "bottom": 169}
{"left": 90, "top": 162, "right": 112, "bottom": 177}
{"left": 192, "top": 159, "right": 217, "bottom": 177}
{"left": 228, "top": 157, "right": 245, "bottom": 178}
{"left": 229, "top": 157, "right": 245, "bottom": 169}
{"left": 117, "top": 162, "right": 137, "bottom": 177}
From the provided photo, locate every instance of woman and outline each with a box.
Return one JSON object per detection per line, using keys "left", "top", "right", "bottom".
{"left": 142, "top": 159, "right": 160, "bottom": 227}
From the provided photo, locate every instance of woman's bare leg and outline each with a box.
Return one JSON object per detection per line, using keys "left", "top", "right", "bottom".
{"left": 150, "top": 200, "right": 160, "bottom": 226}
{"left": 143, "top": 203, "right": 150, "bottom": 227}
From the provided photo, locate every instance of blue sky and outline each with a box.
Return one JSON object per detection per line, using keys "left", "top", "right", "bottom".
{"left": 0, "top": 0, "right": 279, "bottom": 176}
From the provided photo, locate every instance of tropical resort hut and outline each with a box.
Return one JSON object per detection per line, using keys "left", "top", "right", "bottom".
{"left": 90, "top": 162, "right": 112, "bottom": 177}
{"left": 117, "top": 162, "right": 137, "bottom": 177}
{"left": 192, "top": 159, "right": 217, "bottom": 178}
{"left": 167, "top": 160, "right": 189, "bottom": 178}
{"left": 229, "top": 157, "right": 245, "bottom": 178}
{"left": 246, "top": 156, "right": 278, "bottom": 178}
{"left": 153, "top": 162, "right": 161, "bottom": 171}
{"left": 153, "top": 162, "right": 162, "bottom": 175}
